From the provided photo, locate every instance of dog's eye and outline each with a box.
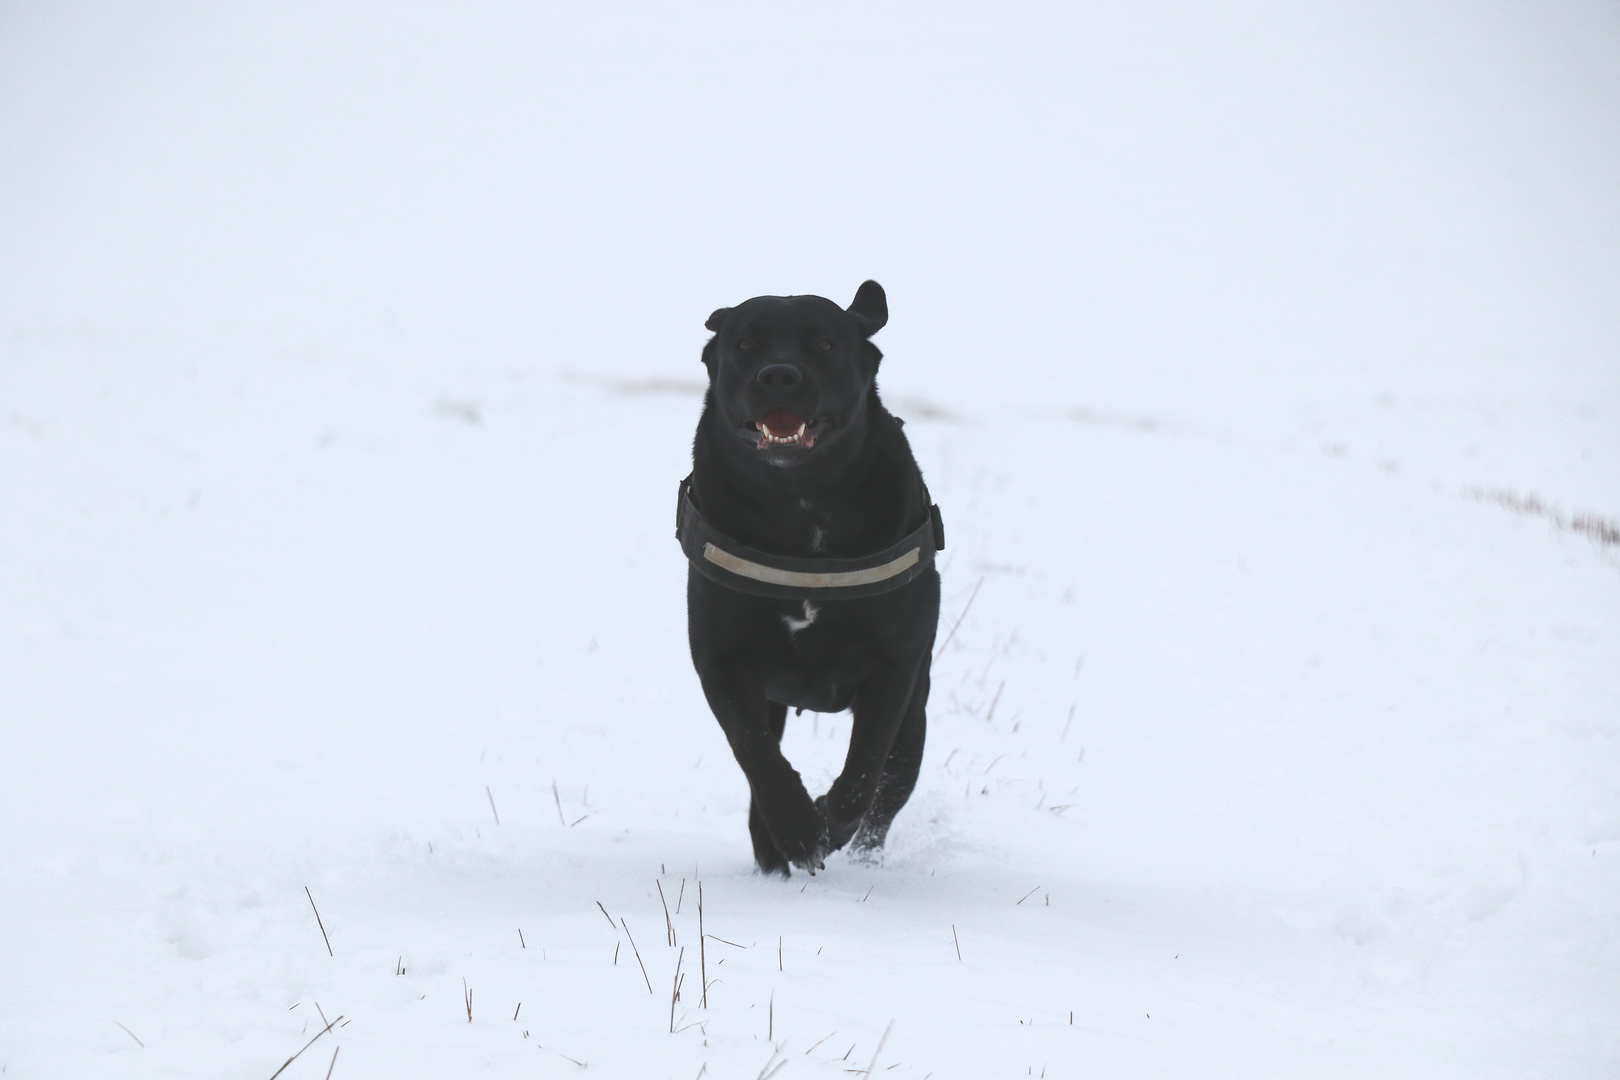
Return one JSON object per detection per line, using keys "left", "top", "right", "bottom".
{"left": 736, "top": 338, "right": 755, "bottom": 351}
{"left": 815, "top": 340, "right": 834, "bottom": 351}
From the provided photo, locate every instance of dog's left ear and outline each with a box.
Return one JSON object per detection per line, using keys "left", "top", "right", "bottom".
{"left": 704, "top": 307, "right": 732, "bottom": 332}
{"left": 847, "top": 280, "right": 887, "bottom": 338}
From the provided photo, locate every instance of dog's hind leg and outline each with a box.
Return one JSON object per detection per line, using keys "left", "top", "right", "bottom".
{"left": 851, "top": 665, "right": 928, "bottom": 855}
{"left": 748, "top": 701, "right": 792, "bottom": 876}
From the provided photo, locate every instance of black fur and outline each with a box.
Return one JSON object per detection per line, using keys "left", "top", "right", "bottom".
{"left": 686, "top": 281, "right": 940, "bottom": 876}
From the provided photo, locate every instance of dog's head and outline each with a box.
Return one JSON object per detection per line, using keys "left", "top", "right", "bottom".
{"left": 700, "top": 281, "right": 888, "bottom": 469}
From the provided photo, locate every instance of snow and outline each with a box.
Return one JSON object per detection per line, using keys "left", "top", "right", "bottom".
{"left": 2, "top": 2, "right": 1618, "bottom": 1077}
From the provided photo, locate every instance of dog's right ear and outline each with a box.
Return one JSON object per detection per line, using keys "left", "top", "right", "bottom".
{"left": 704, "top": 307, "right": 732, "bottom": 332}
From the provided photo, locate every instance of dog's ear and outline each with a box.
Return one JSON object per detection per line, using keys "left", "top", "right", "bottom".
{"left": 847, "top": 280, "right": 887, "bottom": 338}
{"left": 704, "top": 307, "right": 732, "bottom": 332}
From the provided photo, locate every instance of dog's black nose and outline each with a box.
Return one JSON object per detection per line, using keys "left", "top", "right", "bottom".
{"left": 755, "top": 364, "right": 802, "bottom": 390}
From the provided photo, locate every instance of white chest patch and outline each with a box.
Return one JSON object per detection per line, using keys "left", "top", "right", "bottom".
{"left": 781, "top": 601, "right": 819, "bottom": 635}
{"left": 811, "top": 526, "right": 826, "bottom": 552}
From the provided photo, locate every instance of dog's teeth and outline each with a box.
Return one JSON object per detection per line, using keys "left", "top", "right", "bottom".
{"left": 757, "top": 421, "right": 811, "bottom": 446}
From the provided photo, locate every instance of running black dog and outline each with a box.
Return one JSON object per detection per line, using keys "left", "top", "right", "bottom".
{"left": 678, "top": 281, "right": 942, "bottom": 876}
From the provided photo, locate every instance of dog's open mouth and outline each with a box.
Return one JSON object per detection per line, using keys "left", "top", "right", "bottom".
{"left": 751, "top": 409, "right": 827, "bottom": 450}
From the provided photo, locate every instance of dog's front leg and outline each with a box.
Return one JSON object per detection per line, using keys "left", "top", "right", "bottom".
{"left": 819, "top": 657, "right": 925, "bottom": 852}
{"left": 697, "top": 667, "right": 829, "bottom": 875}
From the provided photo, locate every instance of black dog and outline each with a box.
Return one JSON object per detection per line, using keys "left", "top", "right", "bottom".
{"left": 678, "top": 281, "right": 942, "bottom": 876}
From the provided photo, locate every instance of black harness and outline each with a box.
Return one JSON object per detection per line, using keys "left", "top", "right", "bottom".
{"left": 677, "top": 475, "right": 944, "bottom": 601}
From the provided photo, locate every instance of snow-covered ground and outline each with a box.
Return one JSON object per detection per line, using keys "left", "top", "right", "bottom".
{"left": 2, "top": 3, "right": 1618, "bottom": 1077}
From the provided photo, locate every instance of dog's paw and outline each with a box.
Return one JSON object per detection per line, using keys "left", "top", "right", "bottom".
{"left": 849, "top": 813, "right": 894, "bottom": 858}
{"left": 768, "top": 797, "right": 830, "bottom": 875}
{"left": 846, "top": 842, "right": 884, "bottom": 866}
{"left": 754, "top": 854, "right": 792, "bottom": 878}
{"left": 815, "top": 794, "right": 862, "bottom": 854}
{"left": 750, "top": 834, "right": 790, "bottom": 876}
{"left": 789, "top": 843, "right": 828, "bottom": 876}
{"left": 780, "top": 828, "right": 829, "bottom": 875}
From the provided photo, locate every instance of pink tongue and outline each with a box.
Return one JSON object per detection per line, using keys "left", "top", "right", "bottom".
{"left": 759, "top": 408, "right": 805, "bottom": 437}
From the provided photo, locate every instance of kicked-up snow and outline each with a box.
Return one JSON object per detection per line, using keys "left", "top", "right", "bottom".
{"left": 1, "top": 3, "right": 1617, "bottom": 1077}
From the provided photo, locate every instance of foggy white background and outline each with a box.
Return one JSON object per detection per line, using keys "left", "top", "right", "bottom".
{"left": 2, "top": 3, "right": 1617, "bottom": 1078}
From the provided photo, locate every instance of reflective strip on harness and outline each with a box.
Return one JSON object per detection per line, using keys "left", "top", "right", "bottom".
{"left": 676, "top": 472, "right": 943, "bottom": 600}
{"left": 703, "top": 542, "right": 921, "bottom": 590}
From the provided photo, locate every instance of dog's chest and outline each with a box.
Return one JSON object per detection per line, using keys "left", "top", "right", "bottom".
{"left": 788, "top": 495, "right": 873, "bottom": 557}
{"left": 796, "top": 497, "right": 829, "bottom": 553}
{"left": 762, "top": 604, "right": 860, "bottom": 713}
{"left": 780, "top": 599, "right": 819, "bottom": 635}
{"left": 763, "top": 593, "right": 864, "bottom": 673}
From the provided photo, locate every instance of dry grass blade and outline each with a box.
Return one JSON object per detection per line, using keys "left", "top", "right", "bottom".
{"left": 985, "top": 680, "right": 1005, "bottom": 722}
{"left": 304, "top": 887, "right": 333, "bottom": 956}
{"left": 933, "top": 576, "right": 984, "bottom": 660}
{"left": 756, "top": 1044, "right": 788, "bottom": 1080}
{"left": 622, "top": 918, "right": 654, "bottom": 993}
{"left": 861, "top": 1019, "right": 895, "bottom": 1076}
{"left": 697, "top": 881, "right": 708, "bottom": 1008}
{"left": 267, "top": 1014, "right": 342, "bottom": 1080}
{"left": 1016, "top": 885, "right": 1042, "bottom": 905}
{"left": 804, "top": 1030, "right": 836, "bottom": 1055}
{"left": 657, "top": 879, "right": 675, "bottom": 946}
{"left": 485, "top": 786, "right": 500, "bottom": 825}
{"left": 951, "top": 924, "right": 962, "bottom": 962}
{"left": 114, "top": 1021, "right": 144, "bottom": 1048}
{"left": 552, "top": 780, "right": 566, "bottom": 825}
{"left": 463, "top": 978, "right": 472, "bottom": 1022}
{"left": 323, "top": 1045, "right": 340, "bottom": 1080}
{"left": 668, "top": 946, "right": 685, "bottom": 1032}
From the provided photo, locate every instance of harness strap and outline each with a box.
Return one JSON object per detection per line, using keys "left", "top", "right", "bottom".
{"left": 676, "top": 474, "right": 944, "bottom": 601}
